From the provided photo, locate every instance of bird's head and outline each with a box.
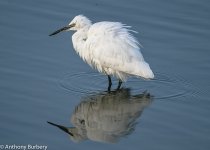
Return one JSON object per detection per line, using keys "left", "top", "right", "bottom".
{"left": 49, "top": 15, "right": 92, "bottom": 36}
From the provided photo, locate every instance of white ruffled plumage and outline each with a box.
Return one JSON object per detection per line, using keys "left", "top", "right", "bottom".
{"left": 50, "top": 15, "right": 154, "bottom": 90}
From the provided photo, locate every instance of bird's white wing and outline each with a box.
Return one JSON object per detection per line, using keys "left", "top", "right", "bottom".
{"left": 85, "top": 21, "right": 154, "bottom": 79}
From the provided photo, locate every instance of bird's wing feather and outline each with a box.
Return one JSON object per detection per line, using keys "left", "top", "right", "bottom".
{"left": 85, "top": 21, "right": 154, "bottom": 79}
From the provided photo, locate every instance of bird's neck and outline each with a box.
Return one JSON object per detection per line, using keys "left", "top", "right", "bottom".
{"left": 72, "top": 28, "right": 88, "bottom": 52}
{"left": 72, "top": 28, "right": 89, "bottom": 61}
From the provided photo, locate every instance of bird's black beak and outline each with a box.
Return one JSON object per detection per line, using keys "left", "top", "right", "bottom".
{"left": 49, "top": 23, "right": 75, "bottom": 36}
{"left": 47, "top": 121, "right": 73, "bottom": 136}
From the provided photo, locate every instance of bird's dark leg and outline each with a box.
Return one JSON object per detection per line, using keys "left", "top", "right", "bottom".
{"left": 117, "top": 79, "right": 123, "bottom": 90}
{"left": 108, "top": 75, "right": 112, "bottom": 91}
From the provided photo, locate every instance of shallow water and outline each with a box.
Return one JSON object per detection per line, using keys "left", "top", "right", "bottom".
{"left": 0, "top": 0, "right": 210, "bottom": 150}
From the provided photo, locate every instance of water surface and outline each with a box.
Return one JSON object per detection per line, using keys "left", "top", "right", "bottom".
{"left": 0, "top": 0, "right": 210, "bottom": 150}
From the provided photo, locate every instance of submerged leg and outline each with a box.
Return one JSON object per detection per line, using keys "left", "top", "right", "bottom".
{"left": 117, "top": 79, "right": 123, "bottom": 90}
{"left": 108, "top": 75, "right": 112, "bottom": 91}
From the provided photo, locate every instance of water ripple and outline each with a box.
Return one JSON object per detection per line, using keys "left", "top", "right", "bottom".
{"left": 59, "top": 71, "right": 199, "bottom": 101}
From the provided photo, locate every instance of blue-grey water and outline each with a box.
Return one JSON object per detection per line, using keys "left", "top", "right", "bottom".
{"left": 0, "top": 0, "right": 210, "bottom": 150}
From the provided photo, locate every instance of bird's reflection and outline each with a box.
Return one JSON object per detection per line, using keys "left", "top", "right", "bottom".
{"left": 48, "top": 88, "right": 153, "bottom": 143}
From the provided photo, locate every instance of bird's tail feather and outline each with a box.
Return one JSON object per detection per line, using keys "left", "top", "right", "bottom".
{"left": 131, "top": 62, "right": 154, "bottom": 79}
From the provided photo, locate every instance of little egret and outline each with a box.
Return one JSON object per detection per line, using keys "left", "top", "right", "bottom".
{"left": 50, "top": 15, "right": 154, "bottom": 91}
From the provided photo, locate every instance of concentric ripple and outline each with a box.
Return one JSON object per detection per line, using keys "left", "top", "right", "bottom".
{"left": 59, "top": 71, "right": 198, "bottom": 100}
{"left": 59, "top": 72, "right": 106, "bottom": 94}
{"left": 128, "top": 72, "right": 199, "bottom": 100}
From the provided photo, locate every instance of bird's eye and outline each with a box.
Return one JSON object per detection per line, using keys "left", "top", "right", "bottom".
{"left": 71, "top": 23, "right": 76, "bottom": 27}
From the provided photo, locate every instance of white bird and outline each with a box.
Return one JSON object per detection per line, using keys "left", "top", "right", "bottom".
{"left": 50, "top": 15, "right": 154, "bottom": 91}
